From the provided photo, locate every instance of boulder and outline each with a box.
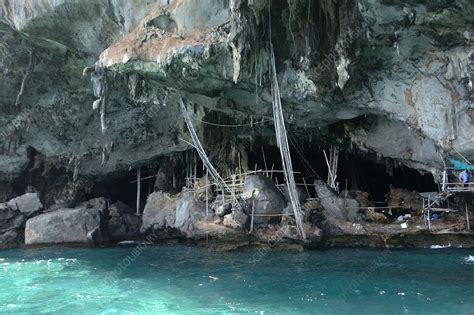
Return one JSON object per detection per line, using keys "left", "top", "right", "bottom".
{"left": 7, "top": 193, "right": 43, "bottom": 217}
{"left": 340, "top": 190, "right": 371, "bottom": 207}
{"left": 108, "top": 213, "right": 141, "bottom": 241}
{"left": 175, "top": 192, "right": 206, "bottom": 236}
{"left": 215, "top": 202, "right": 232, "bottom": 217}
{"left": 141, "top": 191, "right": 177, "bottom": 233}
{"left": 223, "top": 204, "right": 248, "bottom": 229}
{"left": 0, "top": 202, "right": 25, "bottom": 246}
{"left": 363, "top": 208, "right": 388, "bottom": 223}
{"left": 109, "top": 200, "right": 135, "bottom": 217}
{"left": 0, "top": 204, "right": 25, "bottom": 233}
{"left": 314, "top": 180, "right": 361, "bottom": 222}
{"left": 242, "top": 175, "right": 287, "bottom": 223}
{"left": 141, "top": 191, "right": 206, "bottom": 237}
{"left": 278, "top": 185, "right": 308, "bottom": 204}
{"left": 107, "top": 201, "right": 140, "bottom": 241}
{"left": 25, "top": 199, "right": 108, "bottom": 246}
{"left": 0, "top": 229, "right": 22, "bottom": 247}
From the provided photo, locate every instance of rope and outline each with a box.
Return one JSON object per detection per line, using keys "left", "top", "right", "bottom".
{"left": 193, "top": 117, "right": 273, "bottom": 128}
{"left": 288, "top": 132, "right": 322, "bottom": 180}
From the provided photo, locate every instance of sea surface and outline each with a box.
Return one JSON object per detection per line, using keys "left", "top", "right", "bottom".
{"left": 0, "top": 244, "right": 473, "bottom": 314}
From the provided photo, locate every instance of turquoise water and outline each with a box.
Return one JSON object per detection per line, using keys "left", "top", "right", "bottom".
{"left": 0, "top": 245, "right": 473, "bottom": 314}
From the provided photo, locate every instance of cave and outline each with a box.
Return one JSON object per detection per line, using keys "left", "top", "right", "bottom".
{"left": 247, "top": 139, "right": 438, "bottom": 203}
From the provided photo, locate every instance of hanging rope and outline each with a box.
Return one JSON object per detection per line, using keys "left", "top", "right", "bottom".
{"left": 193, "top": 117, "right": 273, "bottom": 128}
{"left": 269, "top": 43, "right": 306, "bottom": 241}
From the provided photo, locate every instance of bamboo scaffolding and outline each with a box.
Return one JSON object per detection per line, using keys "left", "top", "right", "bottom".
{"left": 177, "top": 103, "right": 229, "bottom": 194}
{"left": 269, "top": 42, "right": 306, "bottom": 240}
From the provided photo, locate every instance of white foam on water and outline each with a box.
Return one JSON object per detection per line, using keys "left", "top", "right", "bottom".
{"left": 430, "top": 243, "right": 451, "bottom": 249}
{"left": 463, "top": 255, "right": 474, "bottom": 264}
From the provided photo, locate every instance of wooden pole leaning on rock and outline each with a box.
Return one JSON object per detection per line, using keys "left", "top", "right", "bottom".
{"left": 136, "top": 167, "right": 141, "bottom": 215}
{"left": 250, "top": 195, "right": 255, "bottom": 234}
{"left": 269, "top": 42, "right": 306, "bottom": 241}
{"left": 179, "top": 97, "right": 229, "bottom": 194}
{"left": 205, "top": 169, "right": 209, "bottom": 217}
{"left": 466, "top": 202, "right": 471, "bottom": 231}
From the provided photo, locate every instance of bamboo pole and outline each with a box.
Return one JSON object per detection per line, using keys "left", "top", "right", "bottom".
{"left": 269, "top": 42, "right": 305, "bottom": 240}
{"left": 250, "top": 196, "right": 255, "bottom": 234}
{"left": 261, "top": 147, "right": 269, "bottom": 177}
{"left": 205, "top": 169, "right": 209, "bottom": 217}
{"left": 302, "top": 177, "right": 310, "bottom": 199}
{"left": 466, "top": 202, "right": 470, "bottom": 231}
{"left": 136, "top": 167, "right": 141, "bottom": 215}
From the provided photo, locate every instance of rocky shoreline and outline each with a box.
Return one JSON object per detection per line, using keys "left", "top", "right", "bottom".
{"left": 1, "top": 174, "right": 472, "bottom": 250}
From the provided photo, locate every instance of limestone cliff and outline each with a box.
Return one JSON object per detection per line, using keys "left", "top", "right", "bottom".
{"left": 0, "top": 0, "right": 473, "bottom": 201}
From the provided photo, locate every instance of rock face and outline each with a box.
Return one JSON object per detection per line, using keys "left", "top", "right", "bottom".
{"left": 0, "top": 0, "right": 473, "bottom": 188}
{"left": 314, "top": 180, "right": 360, "bottom": 222}
{"left": 141, "top": 190, "right": 206, "bottom": 238}
{"left": 141, "top": 191, "right": 178, "bottom": 234}
{"left": 25, "top": 198, "right": 108, "bottom": 245}
{"left": 387, "top": 186, "right": 423, "bottom": 211}
{"left": 7, "top": 193, "right": 43, "bottom": 218}
{"left": 108, "top": 201, "right": 141, "bottom": 241}
{"left": 0, "top": 202, "right": 25, "bottom": 246}
{"left": 223, "top": 205, "right": 248, "bottom": 229}
{"left": 278, "top": 185, "right": 308, "bottom": 204}
{"left": 243, "top": 175, "right": 287, "bottom": 223}
{"left": 0, "top": 1, "right": 474, "bottom": 248}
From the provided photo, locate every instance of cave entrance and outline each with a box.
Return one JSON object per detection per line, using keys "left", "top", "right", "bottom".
{"left": 87, "top": 151, "right": 207, "bottom": 213}
{"left": 247, "top": 141, "right": 438, "bottom": 203}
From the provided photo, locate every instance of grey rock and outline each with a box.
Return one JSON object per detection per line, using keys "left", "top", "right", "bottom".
{"left": 0, "top": 229, "right": 22, "bottom": 247}
{"left": 25, "top": 203, "right": 108, "bottom": 246}
{"left": 0, "top": 206, "right": 25, "bottom": 233}
{"left": 0, "top": 0, "right": 473, "bottom": 198}
{"left": 278, "top": 185, "right": 308, "bottom": 204}
{"left": 215, "top": 203, "right": 232, "bottom": 217}
{"left": 318, "top": 218, "right": 367, "bottom": 236}
{"left": 7, "top": 193, "right": 43, "bottom": 217}
{"left": 223, "top": 206, "right": 248, "bottom": 229}
{"left": 243, "top": 175, "right": 287, "bottom": 224}
{"left": 108, "top": 214, "right": 141, "bottom": 241}
{"left": 175, "top": 192, "right": 206, "bottom": 237}
{"left": 314, "top": 180, "right": 361, "bottom": 222}
{"left": 141, "top": 190, "right": 207, "bottom": 238}
{"left": 109, "top": 201, "right": 135, "bottom": 217}
{"left": 141, "top": 191, "right": 177, "bottom": 233}
{"left": 0, "top": 202, "right": 25, "bottom": 246}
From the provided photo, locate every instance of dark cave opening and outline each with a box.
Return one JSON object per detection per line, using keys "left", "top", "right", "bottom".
{"left": 9, "top": 141, "right": 438, "bottom": 211}
{"left": 247, "top": 141, "right": 438, "bottom": 203}
{"left": 87, "top": 152, "right": 195, "bottom": 212}
{"left": 87, "top": 172, "right": 140, "bottom": 211}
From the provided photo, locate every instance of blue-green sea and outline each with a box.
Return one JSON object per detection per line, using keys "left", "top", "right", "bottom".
{"left": 0, "top": 244, "right": 473, "bottom": 314}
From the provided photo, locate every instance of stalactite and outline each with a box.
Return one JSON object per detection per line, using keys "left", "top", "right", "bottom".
{"left": 15, "top": 50, "right": 35, "bottom": 107}
{"left": 84, "top": 61, "right": 109, "bottom": 134}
